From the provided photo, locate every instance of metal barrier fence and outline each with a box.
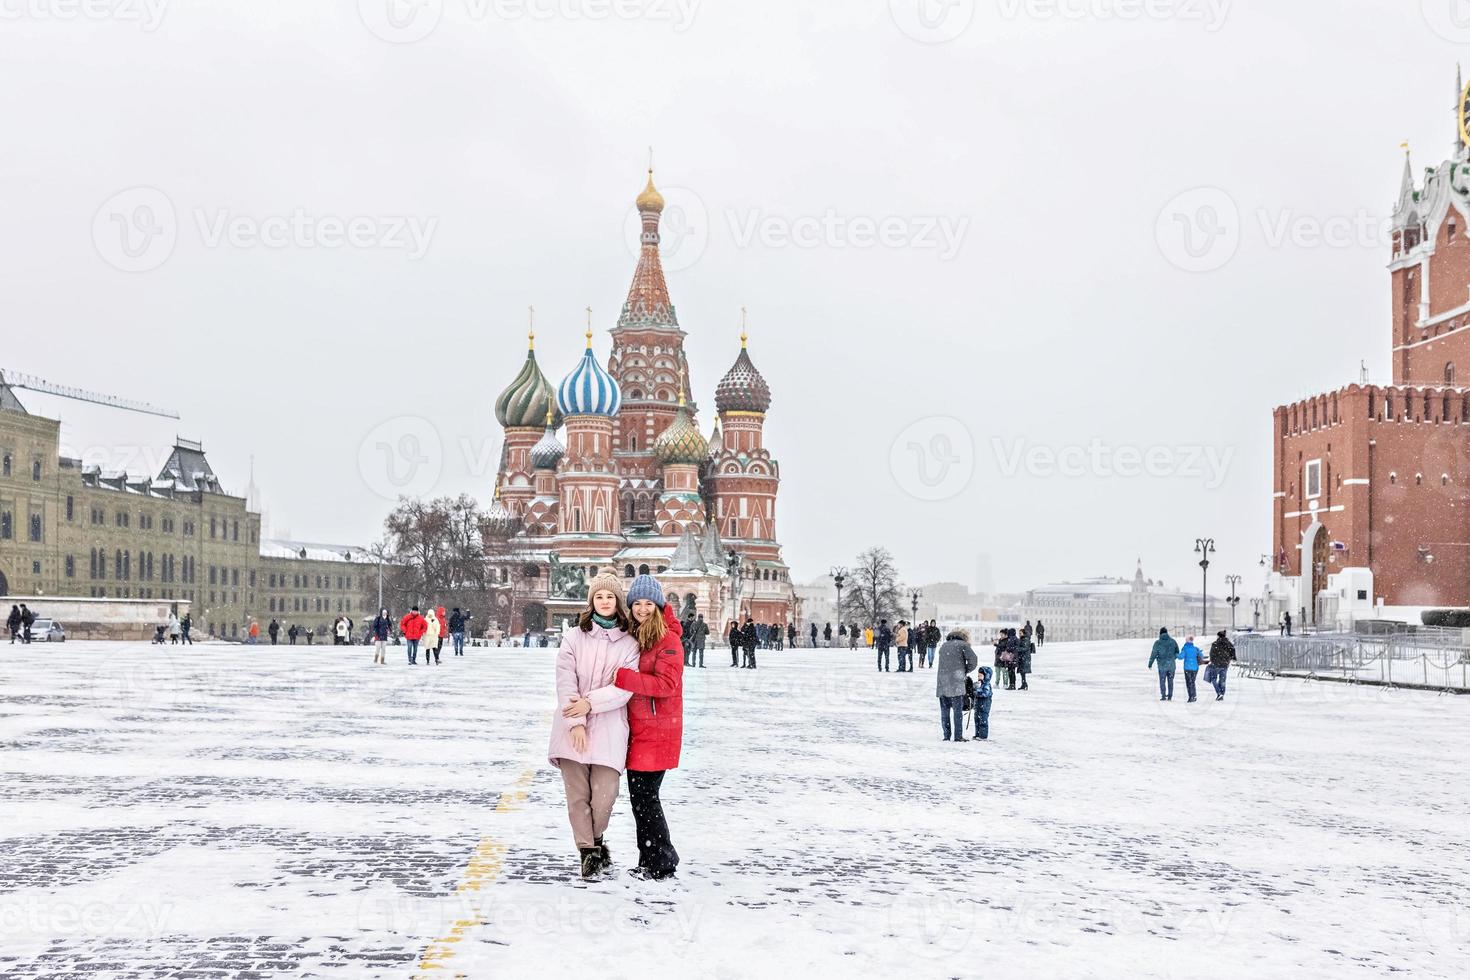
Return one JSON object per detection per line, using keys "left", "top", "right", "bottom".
{"left": 1234, "top": 634, "right": 1470, "bottom": 692}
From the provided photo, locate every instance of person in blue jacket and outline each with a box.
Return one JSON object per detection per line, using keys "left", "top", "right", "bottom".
{"left": 972, "top": 665, "right": 995, "bottom": 740}
{"left": 1148, "top": 628, "right": 1180, "bottom": 701}
{"left": 1178, "top": 635, "right": 1203, "bottom": 702}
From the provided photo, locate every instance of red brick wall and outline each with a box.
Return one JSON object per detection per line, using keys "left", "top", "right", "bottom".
{"left": 1273, "top": 384, "right": 1470, "bottom": 605}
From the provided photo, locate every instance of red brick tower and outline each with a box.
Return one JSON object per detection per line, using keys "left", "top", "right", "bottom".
{"left": 607, "top": 169, "right": 694, "bottom": 528}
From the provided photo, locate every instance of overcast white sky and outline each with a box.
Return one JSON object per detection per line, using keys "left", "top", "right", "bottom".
{"left": 3, "top": 0, "right": 1464, "bottom": 594}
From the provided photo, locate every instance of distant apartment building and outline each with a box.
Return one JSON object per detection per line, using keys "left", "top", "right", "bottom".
{"left": 1018, "top": 563, "right": 1228, "bottom": 642}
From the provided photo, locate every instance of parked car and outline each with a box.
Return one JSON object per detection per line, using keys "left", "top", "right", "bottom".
{"left": 30, "top": 618, "right": 66, "bottom": 642}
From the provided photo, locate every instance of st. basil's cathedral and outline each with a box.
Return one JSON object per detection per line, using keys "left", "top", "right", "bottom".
{"left": 486, "top": 170, "right": 795, "bottom": 634}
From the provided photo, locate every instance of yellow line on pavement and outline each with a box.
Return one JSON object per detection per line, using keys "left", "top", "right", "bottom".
{"left": 412, "top": 767, "right": 535, "bottom": 978}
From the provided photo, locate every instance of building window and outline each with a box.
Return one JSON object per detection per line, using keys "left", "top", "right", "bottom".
{"left": 0, "top": 511, "right": 9, "bottom": 539}
{"left": 232, "top": 520, "right": 238, "bottom": 541}
{"left": 1416, "top": 473, "right": 1423, "bottom": 486}
{"left": 1, "top": 454, "right": 9, "bottom": 476}
{"left": 32, "top": 560, "right": 40, "bottom": 574}
{"left": 1448, "top": 363, "right": 1456, "bottom": 386}
{"left": 1389, "top": 472, "right": 1397, "bottom": 485}
{"left": 31, "top": 459, "right": 41, "bottom": 481}
{"left": 29, "top": 514, "right": 41, "bottom": 542}
{"left": 65, "top": 555, "right": 74, "bottom": 578}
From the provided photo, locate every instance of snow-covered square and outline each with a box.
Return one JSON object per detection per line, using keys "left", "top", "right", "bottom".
{"left": 1, "top": 640, "right": 1466, "bottom": 978}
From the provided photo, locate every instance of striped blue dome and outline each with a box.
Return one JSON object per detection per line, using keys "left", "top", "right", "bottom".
{"left": 557, "top": 343, "right": 622, "bottom": 417}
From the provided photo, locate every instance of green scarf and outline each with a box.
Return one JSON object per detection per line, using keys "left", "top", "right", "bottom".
{"left": 591, "top": 612, "right": 620, "bottom": 630}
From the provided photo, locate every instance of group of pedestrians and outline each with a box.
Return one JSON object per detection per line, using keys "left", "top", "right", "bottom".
{"left": 727, "top": 617, "right": 761, "bottom": 668}
{"left": 6, "top": 604, "right": 34, "bottom": 643}
{"left": 678, "top": 613, "right": 710, "bottom": 667}
{"left": 381, "top": 605, "right": 473, "bottom": 665}
{"left": 551, "top": 572, "right": 684, "bottom": 882}
{"left": 993, "top": 626, "right": 1035, "bottom": 690}
{"left": 1148, "top": 627, "right": 1237, "bottom": 702}
{"left": 934, "top": 629, "right": 995, "bottom": 742}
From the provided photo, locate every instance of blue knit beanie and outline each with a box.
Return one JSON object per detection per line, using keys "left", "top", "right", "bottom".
{"left": 627, "top": 574, "right": 665, "bottom": 608}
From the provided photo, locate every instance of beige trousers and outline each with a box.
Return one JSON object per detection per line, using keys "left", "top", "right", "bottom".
{"left": 559, "top": 761, "right": 621, "bottom": 849}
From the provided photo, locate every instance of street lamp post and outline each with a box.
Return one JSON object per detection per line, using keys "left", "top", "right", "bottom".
{"left": 831, "top": 566, "right": 847, "bottom": 647}
{"left": 1194, "top": 538, "right": 1215, "bottom": 634}
{"left": 1225, "top": 574, "right": 1242, "bottom": 631}
{"left": 725, "top": 549, "right": 743, "bottom": 637}
{"left": 910, "top": 588, "right": 922, "bottom": 626}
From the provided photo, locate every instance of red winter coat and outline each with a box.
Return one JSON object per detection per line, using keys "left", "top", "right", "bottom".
{"left": 615, "top": 603, "right": 685, "bottom": 772}
{"left": 399, "top": 612, "right": 427, "bottom": 641}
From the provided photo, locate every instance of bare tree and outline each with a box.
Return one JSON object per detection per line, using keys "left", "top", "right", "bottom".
{"left": 848, "top": 547, "right": 902, "bottom": 625}
{"left": 372, "top": 494, "right": 496, "bottom": 625}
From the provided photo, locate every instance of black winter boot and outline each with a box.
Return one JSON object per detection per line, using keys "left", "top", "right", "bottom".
{"left": 579, "top": 847, "right": 603, "bottom": 879}
{"left": 595, "top": 835, "right": 611, "bottom": 866}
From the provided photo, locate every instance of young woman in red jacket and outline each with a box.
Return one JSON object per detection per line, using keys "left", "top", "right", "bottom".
{"left": 615, "top": 574, "right": 684, "bottom": 881}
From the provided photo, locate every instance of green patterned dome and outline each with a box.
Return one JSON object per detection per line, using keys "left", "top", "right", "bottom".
{"left": 495, "top": 342, "right": 561, "bottom": 429}
{"left": 654, "top": 402, "right": 709, "bottom": 466}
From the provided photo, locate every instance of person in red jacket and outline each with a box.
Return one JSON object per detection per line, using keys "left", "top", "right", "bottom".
{"left": 399, "top": 606, "right": 428, "bottom": 665}
{"left": 614, "top": 574, "right": 684, "bottom": 880}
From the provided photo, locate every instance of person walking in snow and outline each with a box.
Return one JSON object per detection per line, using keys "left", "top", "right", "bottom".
{"left": 690, "top": 613, "right": 708, "bottom": 668}
{"left": 824, "top": 622, "right": 833, "bottom": 647}
{"left": 180, "top": 613, "right": 193, "bottom": 645}
{"left": 1016, "top": 629, "right": 1035, "bottom": 690}
{"left": 167, "top": 612, "right": 181, "bottom": 645}
{"left": 1035, "top": 620, "right": 1045, "bottom": 648}
{"left": 972, "top": 664, "right": 995, "bottom": 740}
{"left": 370, "top": 608, "right": 391, "bottom": 665}
{"left": 741, "top": 616, "right": 759, "bottom": 669}
{"left": 876, "top": 619, "right": 893, "bottom": 672}
{"left": 895, "top": 620, "right": 911, "bottom": 673}
{"left": 449, "top": 607, "right": 470, "bottom": 657}
{"left": 1179, "top": 635, "right": 1204, "bottom": 702}
{"left": 996, "top": 629, "right": 1018, "bottom": 689}
{"left": 423, "top": 608, "right": 442, "bottom": 665}
{"left": 1205, "top": 630, "right": 1236, "bottom": 700}
{"left": 552, "top": 571, "right": 639, "bottom": 880}
{"left": 399, "top": 606, "right": 427, "bottom": 665}
{"left": 6, "top": 605, "right": 20, "bottom": 644}
{"left": 1148, "top": 627, "right": 1180, "bottom": 701}
{"left": 728, "top": 620, "right": 742, "bottom": 667}
{"left": 608, "top": 574, "right": 685, "bottom": 881}
{"left": 935, "top": 629, "right": 978, "bottom": 742}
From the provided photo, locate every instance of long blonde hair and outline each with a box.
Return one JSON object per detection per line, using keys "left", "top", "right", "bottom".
{"left": 631, "top": 602, "right": 667, "bottom": 651}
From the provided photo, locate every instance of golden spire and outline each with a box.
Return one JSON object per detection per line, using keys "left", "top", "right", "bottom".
{"left": 636, "top": 160, "right": 665, "bottom": 213}
{"left": 528, "top": 305, "right": 535, "bottom": 350}
{"left": 545, "top": 403, "right": 554, "bottom": 427}
{"left": 740, "top": 306, "right": 748, "bottom": 348}
{"left": 585, "top": 306, "right": 594, "bottom": 348}
{"left": 678, "top": 362, "right": 687, "bottom": 408}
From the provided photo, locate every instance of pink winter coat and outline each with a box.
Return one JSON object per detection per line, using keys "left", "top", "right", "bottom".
{"left": 547, "top": 621, "right": 640, "bottom": 772}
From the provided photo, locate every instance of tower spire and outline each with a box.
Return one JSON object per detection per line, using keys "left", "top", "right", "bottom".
{"left": 1399, "top": 141, "right": 1415, "bottom": 210}
{"left": 585, "top": 306, "right": 594, "bottom": 348}
{"left": 740, "top": 306, "right": 748, "bottom": 348}
{"left": 528, "top": 305, "right": 536, "bottom": 350}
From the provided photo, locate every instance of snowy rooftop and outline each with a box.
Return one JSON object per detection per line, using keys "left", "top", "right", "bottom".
{"left": 258, "top": 539, "right": 372, "bottom": 563}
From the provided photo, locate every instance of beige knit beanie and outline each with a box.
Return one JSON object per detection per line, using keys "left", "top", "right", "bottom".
{"left": 586, "top": 568, "right": 626, "bottom": 603}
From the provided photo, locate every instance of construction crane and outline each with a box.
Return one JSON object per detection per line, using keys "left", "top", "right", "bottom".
{"left": 0, "top": 368, "right": 179, "bottom": 419}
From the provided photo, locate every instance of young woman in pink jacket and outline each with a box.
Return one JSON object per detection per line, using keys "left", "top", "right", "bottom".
{"left": 550, "top": 570, "right": 640, "bottom": 879}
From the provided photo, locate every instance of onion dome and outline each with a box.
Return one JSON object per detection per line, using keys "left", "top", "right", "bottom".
{"left": 714, "top": 331, "right": 771, "bottom": 414}
{"left": 530, "top": 408, "right": 564, "bottom": 470}
{"left": 484, "top": 484, "right": 521, "bottom": 538}
{"left": 635, "top": 168, "right": 665, "bottom": 213}
{"left": 654, "top": 393, "right": 708, "bottom": 466}
{"left": 557, "top": 330, "right": 622, "bottom": 417}
{"left": 495, "top": 330, "right": 561, "bottom": 429}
